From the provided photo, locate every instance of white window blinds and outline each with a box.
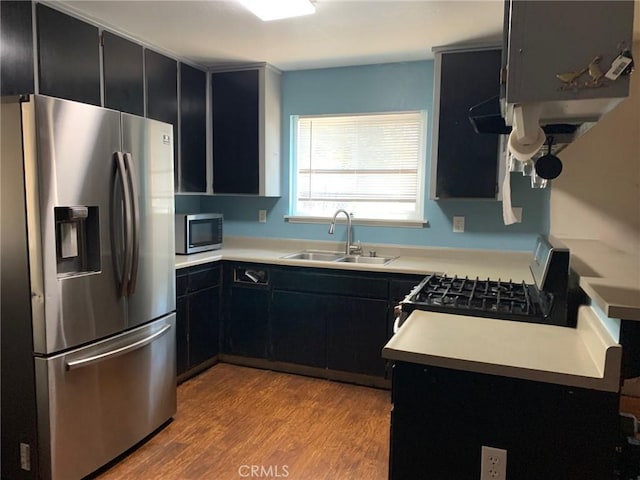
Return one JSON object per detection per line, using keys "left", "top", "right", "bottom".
{"left": 293, "top": 112, "right": 426, "bottom": 221}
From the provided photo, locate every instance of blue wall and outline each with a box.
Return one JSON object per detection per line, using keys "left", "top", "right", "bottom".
{"left": 185, "top": 61, "right": 549, "bottom": 252}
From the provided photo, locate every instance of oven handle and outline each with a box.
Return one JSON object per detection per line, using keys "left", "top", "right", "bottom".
{"left": 393, "top": 304, "right": 405, "bottom": 334}
{"left": 393, "top": 315, "right": 401, "bottom": 334}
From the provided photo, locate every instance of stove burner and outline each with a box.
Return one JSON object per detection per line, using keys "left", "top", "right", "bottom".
{"left": 406, "top": 274, "right": 543, "bottom": 321}
{"left": 398, "top": 237, "right": 577, "bottom": 328}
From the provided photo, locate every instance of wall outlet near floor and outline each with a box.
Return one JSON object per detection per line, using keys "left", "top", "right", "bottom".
{"left": 258, "top": 210, "right": 267, "bottom": 223}
{"left": 481, "top": 446, "right": 507, "bottom": 480}
{"left": 452, "top": 216, "right": 465, "bottom": 233}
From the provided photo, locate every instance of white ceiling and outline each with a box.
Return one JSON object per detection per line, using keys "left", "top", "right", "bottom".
{"left": 58, "top": 0, "right": 507, "bottom": 71}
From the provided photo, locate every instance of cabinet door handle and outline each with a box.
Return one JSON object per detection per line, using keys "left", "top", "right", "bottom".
{"left": 245, "top": 270, "right": 262, "bottom": 283}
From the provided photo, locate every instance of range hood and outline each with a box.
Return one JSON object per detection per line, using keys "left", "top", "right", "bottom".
{"left": 469, "top": 96, "right": 592, "bottom": 158}
{"left": 470, "top": 0, "right": 635, "bottom": 159}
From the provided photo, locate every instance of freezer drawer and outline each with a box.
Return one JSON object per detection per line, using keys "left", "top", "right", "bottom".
{"left": 34, "top": 314, "right": 176, "bottom": 480}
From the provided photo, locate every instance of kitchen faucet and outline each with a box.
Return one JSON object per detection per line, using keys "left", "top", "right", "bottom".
{"left": 328, "top": 209, "right": 361, "bottom": 255}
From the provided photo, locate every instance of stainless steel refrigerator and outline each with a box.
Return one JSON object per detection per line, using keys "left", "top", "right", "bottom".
{"left": 1, "top": 95, "right": 177, "bottom": 480}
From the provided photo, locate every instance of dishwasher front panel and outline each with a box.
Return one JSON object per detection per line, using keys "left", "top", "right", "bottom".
{"left": 35, "top": 313, "right": 176, "bottom": 480}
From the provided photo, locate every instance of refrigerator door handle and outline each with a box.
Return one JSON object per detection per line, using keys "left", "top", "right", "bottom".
{"left": 65, "top": 323, "right": 172, "bottom": 370}
{"left": 123, "top": 152, "right": 140, "bottom": 296}
{"left": 111, "top": 152, "right": 133, "bottom": 298}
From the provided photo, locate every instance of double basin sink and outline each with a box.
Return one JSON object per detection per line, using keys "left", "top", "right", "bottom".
{"left": 283, "top": 250, "right": 396, "bottom": 265}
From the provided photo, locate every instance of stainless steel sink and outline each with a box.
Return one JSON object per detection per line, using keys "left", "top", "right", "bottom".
{"left": 282, "top": 250, "right": 345, "bottom": 262}
{"left": 335, "top": 255, "right": 396, "bottom": 265}
{"left": 283, "top": 250, "right": 396, "bottom": 265}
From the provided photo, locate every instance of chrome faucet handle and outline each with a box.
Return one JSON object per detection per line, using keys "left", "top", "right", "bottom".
{"left": 349, "top": 241, "right": 362, "bottom": 255}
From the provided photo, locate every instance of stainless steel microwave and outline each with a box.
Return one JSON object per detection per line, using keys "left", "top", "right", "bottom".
{"left": 175, "top": 213, "right": 223, "bottom": 254}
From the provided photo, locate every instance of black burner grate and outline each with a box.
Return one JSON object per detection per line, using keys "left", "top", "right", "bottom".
{"left": 407, "top": 274, "right": 542, "bottom": 320}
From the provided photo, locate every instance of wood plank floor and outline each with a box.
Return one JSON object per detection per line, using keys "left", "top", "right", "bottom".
{"left": 93, "top": 364, "right": 391, "bottom": 480}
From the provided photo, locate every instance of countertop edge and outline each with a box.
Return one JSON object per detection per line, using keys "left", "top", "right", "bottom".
{"left": 382, "top": 306, "right": 621, "bottom": 393}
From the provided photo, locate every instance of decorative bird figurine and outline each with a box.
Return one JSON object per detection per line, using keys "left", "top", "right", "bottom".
{"left": 588, "top": 55, "right": 604, "bottom": 85}
{"left": 556, "top": 65, "right": 588, "bottom": 87}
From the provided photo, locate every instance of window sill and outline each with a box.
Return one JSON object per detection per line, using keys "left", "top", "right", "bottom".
{"left": 284, "top": 216, "right": 429, "bottom": 228}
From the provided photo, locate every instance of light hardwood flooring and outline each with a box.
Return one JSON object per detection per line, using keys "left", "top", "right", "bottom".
{"left": 93, "top": 364, "right": 391, "bottom": 480}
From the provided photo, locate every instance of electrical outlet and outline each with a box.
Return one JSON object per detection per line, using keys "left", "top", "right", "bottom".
{"left": 481, "top": 446, "right": 507, "bottom": 480}
{"left": 452, "top": 216, "right": 465, "bottom": 233}
{"left": 258, "top": 210, "right": 267, "bottom": 223}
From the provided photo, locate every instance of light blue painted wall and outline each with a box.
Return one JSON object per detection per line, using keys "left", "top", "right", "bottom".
{"left": 187, "top": 61, "right": 549, "bottom": 252}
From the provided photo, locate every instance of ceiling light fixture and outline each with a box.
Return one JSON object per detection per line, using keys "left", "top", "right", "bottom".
{"left": 237, "top": 0, "right": 316, "bottom": 22}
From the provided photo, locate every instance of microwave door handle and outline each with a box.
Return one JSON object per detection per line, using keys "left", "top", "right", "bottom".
{"left": 123, "top": 153, "right": 140, "bottom": 296}
{"left": 111, "top": 152, "right": 132, "bottom": 298}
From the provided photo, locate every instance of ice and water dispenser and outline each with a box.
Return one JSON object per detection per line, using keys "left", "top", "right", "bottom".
{"left": 55, "top": 206, "right": 100, "bottom": 277}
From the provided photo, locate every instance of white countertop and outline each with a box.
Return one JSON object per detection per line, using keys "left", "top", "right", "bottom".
{"left": 176, "top": 236, "right": 640, "bottom": 320}
{"left": 176, "top": 236, "right": 534, "bottom": 282}
{"left": 556, "top": 237, "right": 640, "bottom": 321}
{"left": 382, "top": 306, "right": 622, "bottom": 392}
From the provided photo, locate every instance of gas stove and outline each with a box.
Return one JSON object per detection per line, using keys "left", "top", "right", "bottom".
{"left": 406, "top": 274, "right": 543, "bottom": 322}
{"left": 398, "top": 236, "right": 583, "bottom": 328}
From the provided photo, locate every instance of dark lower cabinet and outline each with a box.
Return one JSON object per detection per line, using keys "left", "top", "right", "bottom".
{"left": 175, "top": 264, "right": 221, "bottom": 377}
{"left": 176, "top": 296, "right": 189, "bottom": 374}
{"left": 217, "top": 263, "right": 425, "bottom": 380}
{"left": 271, "top": 266, "right": 390, "bottom": 377}
{"left": 271, "top": 291, "right": 328, "bottom": 368}
{"left": 326, "top": 296, "right": 388, "bottom": 376}
{"left": 36, "top": 4, "right": 101, "bottom": 106}
{"left": 390, "top": 361, "right": 620, "bottom": 480}
{"left": 189, "top": 286, "right": 220, "bottom": 367}
{"left": 270, "top": 289, "right": 388, "bottom": 375}
{"left": 222, "top": 263, "right": 271, "bottom": 359}
{"left": 223, "top": 286, "right": 270, "bottom": 358}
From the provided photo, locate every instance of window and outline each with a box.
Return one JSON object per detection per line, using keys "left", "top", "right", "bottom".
{"left": 291, "top": 111, "right": 427, "bottom": 223}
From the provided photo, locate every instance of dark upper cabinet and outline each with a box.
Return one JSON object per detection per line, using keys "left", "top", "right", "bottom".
{"left": 145, "top": 49, "right": 177, "bottom": 124}
{"left": 430, "top": 48, "right": 502, "bottom": 199}
{"left": 212, "top": 69, "right": 259, "bottom": 194}
{"left": 102, "top": 31, "right": 144, "bottom": 116}
{"left": 36, "top": 4, "right": 100, "bottom": 106}
{"left": 211, "top": 66, "right": 281, "bottom": 196}
{"left": 1, "top": 1, "right": 35, "bottom": 95}
{"left": 178, "top": 63, "right": 207, "bottom": 193}
{"left": 145, "top": 49, "right": 178, "bottom": 173}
